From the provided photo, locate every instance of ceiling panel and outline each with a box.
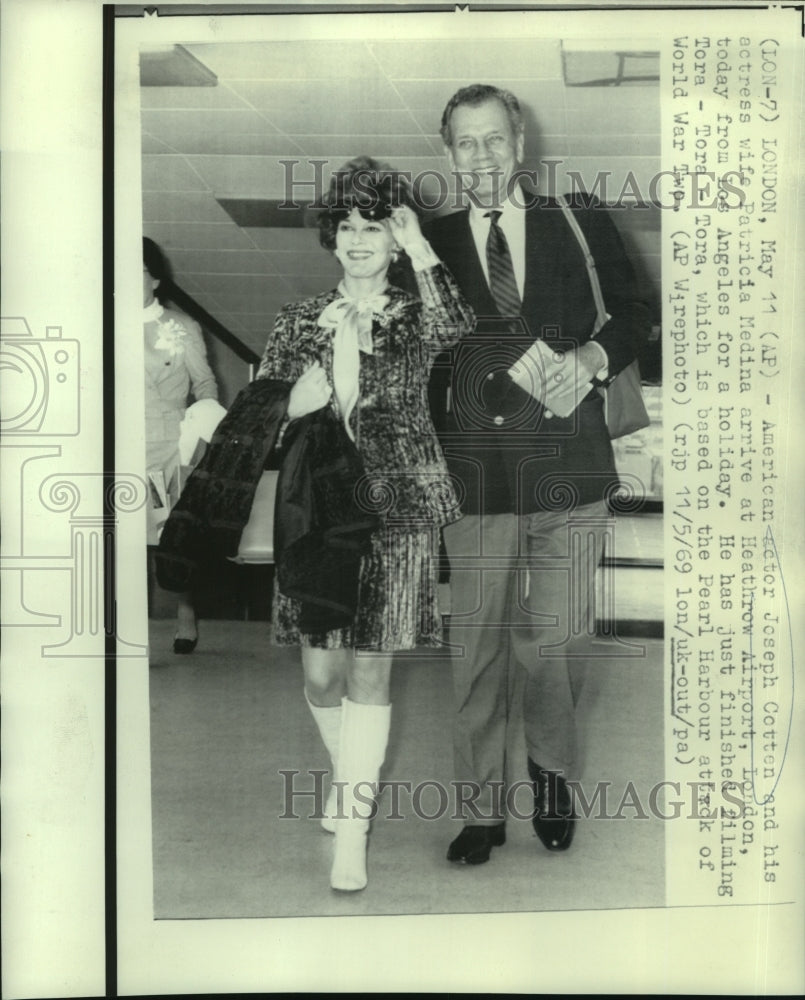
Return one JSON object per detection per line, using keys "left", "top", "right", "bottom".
{"left": 278, "top": 108, "right": 421, "bottom": 136}
{"left": 138, "top": 37, "right": 660, "bottom": 376}
{"left": 142, "top": 107, "right": 281, "bottom": 135}
{"left": 192, "top": 273, "right": 284, "bottom": 300}
{"left": 265, "top": 250, "right": 341, "bottom": 278}
{"left": 154, "top": 132, "right": 305, "bottom": 156}
{"left": 393, "top": 79, "right": 480, "bottom": 117}
{"left": 224, "top": 309, "right": 281, "bottom": 326}
{"left": 225, "top": 314, "right": 280, "bottom": 346}
{"left": 186, "top": 155, "right": 295, "bottom": 199}
{"left": 369, "top": 38, "right": 563, "bottom": 81}
{"left": 281, "top": 272, "right": 343, "bottom": 299}
{"left": 142, "top": 134, "right": 176, "bottom": 154}
{"left": 422, "top": 133, "right": 447, "bottom": 155}
{"left": 166, "top": 249, "right": 275, "bottom": 275}
{"left": 213, "top": 312, "right": 251, "bottom": 338}
{"left": 217, "top": 198, "right": 310, "bottom": 229}
{"left": 525, "top": 135, "right": 571, "bottom": 158}
{"left": 364, "top": 156, "right": 445, "bottom": 177}
{"left": 397, "top": 77, "right": 568, "bottom": 116}
{"left": 142, "top": 155, "right": 210, "bottom": 193}
{"left": 568, "top": 133, "right": 660, "bottom": 157}
{"left": 563, "top": 84, "right": 659, "bottom": 111}
{"left": 143, "top": 221, "right": 256, "bottom": 251}
{"left": 203, "top": 288, "right": 293, "bottom": 315}
{"left": 551, "top": 156, "right": 661, "bottom": 199}
{"left": 188, "top": 301, "right": 251, "bottom": 341}
{"left": 407, "top": 97, "right": 569, "bottom": 140}
{"left": 513, "top": 83, "right": 572, "bottom": 124}
{"left": 140, "top": 82, "right": 251, "bottom": 110}
{"left": 293, "top": 135, "right": 436, "bottom": 158}
{"left": 185, "top": 41, "right": 382, "bottom": 81}
{"left": 142, "top": 191, "right": 232, "bottom": 224}
{"left": 406, "top": 108, "right": 447, "bottom": 136}
{"left": 232, "top": 78, "right": 405, "bottom": 112}
{"left": 189, "top": 291, "right": 238, "bottom": 314}
{"left": 196, "top": 273, "right": 293, "bottom": 306}
{"left": 175, "top": 272, "right": 205, "bottom": 294}
{"left": 566, "top": 106, "right": 655, "bottom": 136}
{"left": 246, "top": 228, "right": 323, "bottom": 253}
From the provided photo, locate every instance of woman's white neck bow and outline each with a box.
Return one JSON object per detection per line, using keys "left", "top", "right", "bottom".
{"left": 317, "top": 281, "right": 388, "bottom": 441}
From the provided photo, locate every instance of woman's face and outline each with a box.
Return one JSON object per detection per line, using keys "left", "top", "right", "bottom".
{"left": 143, "top": 266, "right": 159, "bottom": 307}
{"left": 333, "top": 208, "right": 396, "bottom": 282}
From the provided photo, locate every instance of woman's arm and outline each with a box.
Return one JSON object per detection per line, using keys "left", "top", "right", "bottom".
{"left": 183, "top": 319, "right": 218, "bottom": 401}
{"left": 255, "top": 304, "right": 331, "bottom": 427}
{"left": 412, "top": 258, "right": 476, "bottom": 353}
{"left": 390, "top": 206, "right": 475, "bottom": 352}
{"left": 255, "top": 306, "right": 292, "bottom": 380}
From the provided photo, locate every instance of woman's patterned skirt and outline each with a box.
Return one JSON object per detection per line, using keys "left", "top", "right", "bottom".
{"left": 271, "top": 525, "right": 445, "bottom": 652}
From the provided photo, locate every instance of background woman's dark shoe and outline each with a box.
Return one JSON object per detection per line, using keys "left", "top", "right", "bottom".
{"left": 173, "top": 634, "right": 198, "bottom": 654}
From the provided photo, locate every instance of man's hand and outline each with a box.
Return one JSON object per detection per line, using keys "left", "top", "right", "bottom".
{"left": 509, "top": 340, "right": 608, "bottom": 418}
{"left": 539, "top": 346, "right": 594, "bottom": 417}
{"left": 572, "top": 341, "right": 609, "bottom": 382}
{"left": 286, "top": 361, "right": 332, "bottom": 420}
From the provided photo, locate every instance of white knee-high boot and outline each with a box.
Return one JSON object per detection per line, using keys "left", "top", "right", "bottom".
{"left": 331, "top": 697, "right": 391, "bottom": 892}
{"left": 304, "top": 690, "right": 342, "bottom": 833}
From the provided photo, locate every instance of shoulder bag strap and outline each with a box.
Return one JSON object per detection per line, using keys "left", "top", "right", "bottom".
{"left": 555, "top": 194, "right": 608, "bottom": 335}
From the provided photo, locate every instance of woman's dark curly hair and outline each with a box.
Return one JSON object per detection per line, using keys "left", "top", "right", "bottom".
{"left": 318, "top": 155, "right": 418, "bottom": 253}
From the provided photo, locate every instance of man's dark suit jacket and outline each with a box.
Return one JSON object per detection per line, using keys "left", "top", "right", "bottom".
{"left": 425, "top": 193, "right": 652, "bottom": 516}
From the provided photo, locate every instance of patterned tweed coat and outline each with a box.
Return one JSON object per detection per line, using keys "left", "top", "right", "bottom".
{"left": 256, "top": 262, "right": 475, "bottom": 650}
{"left": 256, "top": 263, "right": 474, "bottom": 532}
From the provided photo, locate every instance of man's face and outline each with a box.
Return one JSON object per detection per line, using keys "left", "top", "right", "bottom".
{"left": 445, "top": 98, "right": 524, "bottom": 208}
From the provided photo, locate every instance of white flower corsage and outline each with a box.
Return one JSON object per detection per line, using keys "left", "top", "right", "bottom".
{"left": 153, "top": 316, "right": 188, "bottom": 357}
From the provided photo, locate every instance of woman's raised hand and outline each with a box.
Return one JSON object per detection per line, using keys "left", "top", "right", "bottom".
{"left": 287, "top": 361, "right": 332, "bottom": 420}
{"left": 388, "top": 205, "right": 425, "bottom": 251}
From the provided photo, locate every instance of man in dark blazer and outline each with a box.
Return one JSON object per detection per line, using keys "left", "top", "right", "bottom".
{"left": 425, "top": 84, "right": 651, "bottom": 864}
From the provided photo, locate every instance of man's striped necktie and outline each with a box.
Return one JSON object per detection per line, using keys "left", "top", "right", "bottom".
{"left": 485, "top": 210, "right": 521, "bottom": 317}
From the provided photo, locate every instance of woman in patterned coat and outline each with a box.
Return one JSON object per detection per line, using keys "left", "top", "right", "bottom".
{"left": 256, "top": 157, "right": 474, "bottom": 892}
{"left": 143, "top": 237, "right": 218, "bottom": 653}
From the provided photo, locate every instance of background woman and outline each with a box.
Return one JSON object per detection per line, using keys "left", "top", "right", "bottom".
{"left": 256, "top": 157, "right": 474, "bottom": 891}
{"left": 144, "top": 236, "right": 219, "bottom": 653}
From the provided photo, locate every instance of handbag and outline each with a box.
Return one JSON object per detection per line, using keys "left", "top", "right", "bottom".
{"left": 556, "top": 194, "right": 651, "bottom": 439}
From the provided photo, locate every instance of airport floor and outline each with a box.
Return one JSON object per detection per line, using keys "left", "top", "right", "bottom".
{"left": 148, "top": 615, "right": 665, "bottom": 920}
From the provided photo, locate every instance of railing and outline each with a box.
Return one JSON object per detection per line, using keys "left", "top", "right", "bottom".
{"left": 163, "top": 278, "right": 262, "bottom": 387}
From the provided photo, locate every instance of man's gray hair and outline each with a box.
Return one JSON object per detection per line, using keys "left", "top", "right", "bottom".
{"left": 440, "top": 84, "right": 524, "bottom": 146}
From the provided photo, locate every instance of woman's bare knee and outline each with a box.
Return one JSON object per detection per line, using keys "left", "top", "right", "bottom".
{"left": 347, "top": 653, "right": 393, "bottom": 705}
{"left": 302, "top": 648, "right": 349, "bottom": 705}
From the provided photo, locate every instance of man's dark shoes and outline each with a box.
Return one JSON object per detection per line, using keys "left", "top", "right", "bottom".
{"left": 527, "top": 758, "right": 576, "bottom": 852}
{"left": 447, "top": 823, "right": 506, "bottom": 864}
